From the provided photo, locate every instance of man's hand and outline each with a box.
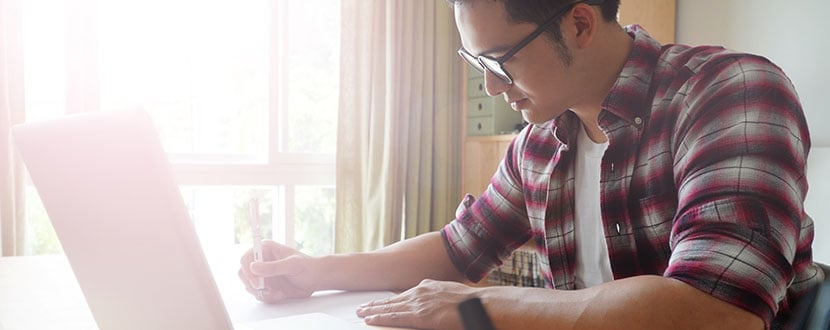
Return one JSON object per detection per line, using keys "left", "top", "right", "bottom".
{"left": 238, "top": 240, "right": 316, "bottom": 303}
{"left": 356, "top": 279, "right": 477, "bottom": 330}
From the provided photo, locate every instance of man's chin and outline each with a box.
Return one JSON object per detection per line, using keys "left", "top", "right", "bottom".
{"left": 521, "top": 110, "right": 556, "bottom": 127}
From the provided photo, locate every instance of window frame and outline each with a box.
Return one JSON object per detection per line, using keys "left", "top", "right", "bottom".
{"left": 24, "top": 0, "right": 337, "bottom": 253}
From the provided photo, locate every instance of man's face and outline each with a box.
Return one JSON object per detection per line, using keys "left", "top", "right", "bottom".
{"left": 455, "top": 1, "right": 581, "bottom": 125}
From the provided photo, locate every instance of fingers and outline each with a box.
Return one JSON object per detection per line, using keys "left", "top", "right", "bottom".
{"left": 237, "top": 241, "right": 315, "bottom": 303}
{"left": 255, "top": 286, "right": 287, "bottom": 303}
{"left": 363, "top": 310, "right": 423, "bottom": 329}
{"left": 239, "top": 240, "right": 298, "bottom": 268}
{"left": 238, "top": 246, "right": 259, "bottom": 280}
{"left": 357, "top": 292, "right": 408, "bottom": 309}
{"left": 237, "top": 268, "right": 291, "bottom": 303}
{"left": 238, "top": 269, "right": 253, "bottom": 292}
{"left": 358, "top": 299, "right": 443, "bottom": 329}
{"left": 261, "top": 240, "right": 308, "bottom": 259}
{"left": 356, "top": 299, "right": 421, "bottom": 327}
{"left": 238, "top": 260, "right": 313, "bottom": 302}
{"left": 250, "top": 256, "right": 305, "bottom": 277}
{"left": 238, "top": 255, "right": 258, "bottom": 292}
{"left": 356, "top": 299, "right": 403, "bottom": 316}
{"left": 238, "top": 240, "right": 303, "bottom": 285}
{"left": 355, "top": 281, "right": 469, "bottom": 330}
{"left": 237, "top": 241, "right": 285, "bottom": 302}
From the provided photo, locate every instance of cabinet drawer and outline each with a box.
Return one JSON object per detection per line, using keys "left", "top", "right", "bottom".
{"left": 466, "top": 77, "right": 487, "bottom": 98}
{"left": 467, "top": 116, "right": 495, "bottom": 136}
{"left": 466, "top": 96, "right": 495, "bottom": 117}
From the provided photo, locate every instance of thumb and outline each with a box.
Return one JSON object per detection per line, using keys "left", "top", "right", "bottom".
{"left": 250, "top": 256, "right": 305, "bottom": 277}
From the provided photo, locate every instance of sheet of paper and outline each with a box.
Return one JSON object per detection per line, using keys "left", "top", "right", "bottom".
{"left": 235, "top": 312, "right": 365, "bottom": 330}
{"left": 206, "top": 246, "right": 397, "bottom": 328}
{"left": 226, "top": 290, "right": 396, "bottom": 326}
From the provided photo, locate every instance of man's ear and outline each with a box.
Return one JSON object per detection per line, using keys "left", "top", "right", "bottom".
{"left": 566, "top": 3, "right": 598, "bottom": 49}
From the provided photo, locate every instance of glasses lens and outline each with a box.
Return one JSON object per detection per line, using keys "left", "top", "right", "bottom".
{"left": 478, "top": 56, "right": 512, "bottom": 84}
{"left": 458, "top": 49, "right": 485, "bottom": 73}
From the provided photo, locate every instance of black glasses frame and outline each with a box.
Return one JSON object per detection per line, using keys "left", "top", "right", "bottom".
{"left": 458, "top": 0, "right": 605, "bottom": 85}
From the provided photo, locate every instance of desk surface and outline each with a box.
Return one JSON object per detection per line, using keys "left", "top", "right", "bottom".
{"left": 0, "top": 253, "right": 400, "bottom": 330}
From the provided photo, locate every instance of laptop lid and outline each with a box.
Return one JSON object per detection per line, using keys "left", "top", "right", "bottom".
{"left": 13, "top": 109, "right": 234, "bottom": 330}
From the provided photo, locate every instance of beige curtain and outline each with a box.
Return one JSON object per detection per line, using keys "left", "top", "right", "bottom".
{"left": 335, "top": 0, "right": 463, "bottom": 253}
{"left": 0, "top": 0, "right": 27, "bottom": 256}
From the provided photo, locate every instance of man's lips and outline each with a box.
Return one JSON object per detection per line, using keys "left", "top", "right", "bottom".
{"left": 508, "top": 98, "right": 528, "bottom": 111}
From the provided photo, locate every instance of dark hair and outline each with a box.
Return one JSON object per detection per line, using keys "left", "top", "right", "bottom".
{"left": 450, "top": 0, "right": 620, "bottom": 65}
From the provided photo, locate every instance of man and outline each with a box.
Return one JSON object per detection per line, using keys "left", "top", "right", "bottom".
{"left": 239, "top": 0, "right": 822, "bottom": 328}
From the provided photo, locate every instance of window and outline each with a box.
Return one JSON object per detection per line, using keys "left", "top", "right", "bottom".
{"left": 21, "top": 0, "right": 340, "bottom": 256}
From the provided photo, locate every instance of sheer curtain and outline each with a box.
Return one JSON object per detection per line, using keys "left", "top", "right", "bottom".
{"left": 335, "top": 0, "right": 462, "bottom": 253}
{"left": 0, "top": 0, "right": 27, "bottom": 256}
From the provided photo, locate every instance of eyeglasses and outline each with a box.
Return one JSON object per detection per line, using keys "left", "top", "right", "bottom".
{"left": 457, "top": 0, "right": 604, "bottom": 85}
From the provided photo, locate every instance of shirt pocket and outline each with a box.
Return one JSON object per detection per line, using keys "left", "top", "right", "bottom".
{"left": 634, "top": 192, "right": 678, "bottom": 266}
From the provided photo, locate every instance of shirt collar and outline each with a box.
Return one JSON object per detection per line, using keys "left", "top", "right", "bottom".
{"left": 600, "top": 25, "right": 662, "bottom": 125}
{"left": 547, "top": 25, "right": 662, "bottom": 146}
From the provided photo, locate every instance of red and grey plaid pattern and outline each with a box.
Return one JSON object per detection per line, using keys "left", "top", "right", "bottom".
{"left": 441, "top": 25, "right": 821, "bottom": 328}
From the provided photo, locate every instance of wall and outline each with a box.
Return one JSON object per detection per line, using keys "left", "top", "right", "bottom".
{"left": 806, "top": 148, "right": 830, "bottom": 261}
{"left": 676, "top": 0, "right": 830, "bottom": 262}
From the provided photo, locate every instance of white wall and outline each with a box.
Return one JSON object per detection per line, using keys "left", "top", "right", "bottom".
{"left": 677, "top": 0, "right": 830, "bottom": 146}
{"left": 676, "top": 0, "right": 830, "bottom": 262}
{"left": 806, "top": 148, "right": 830, "bottom": 262}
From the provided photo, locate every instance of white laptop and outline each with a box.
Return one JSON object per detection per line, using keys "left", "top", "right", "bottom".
{"left": 12, "top": 109, "right": 361, "bottom": 330}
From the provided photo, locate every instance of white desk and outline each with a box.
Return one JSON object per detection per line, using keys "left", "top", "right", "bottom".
{"left": 0, "top": 254, "right": 401, "bottom": 330}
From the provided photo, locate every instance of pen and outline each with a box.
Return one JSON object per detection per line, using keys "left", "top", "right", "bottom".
{"left": 249, "top": 198, "right": 265, "bottom": 299}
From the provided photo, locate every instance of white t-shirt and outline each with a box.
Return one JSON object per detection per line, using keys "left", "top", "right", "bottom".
{"left": 573, "top": 124, "right": 614, "bottom": 289}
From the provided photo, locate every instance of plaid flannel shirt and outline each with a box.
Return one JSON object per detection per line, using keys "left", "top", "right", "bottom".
{"left": 441, "top": 25, "right": 821, "bottom": 328}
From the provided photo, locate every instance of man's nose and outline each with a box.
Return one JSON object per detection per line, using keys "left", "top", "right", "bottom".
{"left": 483, "top": 70, "right": 510, "bottom": 96}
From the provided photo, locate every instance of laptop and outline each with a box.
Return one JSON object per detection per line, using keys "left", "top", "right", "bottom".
{"left": 12, "top": 109, "right": 361, "bottom": 330}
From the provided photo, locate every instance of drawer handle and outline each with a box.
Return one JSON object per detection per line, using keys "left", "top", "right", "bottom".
{"left": 477, "top": 123, "right": 482, "bottom": 130}
{"left": 478, "top": 83, "right": 483, "bottom": 91}
{"left": 477, "top": 103, "right": 483, "bottom": 111}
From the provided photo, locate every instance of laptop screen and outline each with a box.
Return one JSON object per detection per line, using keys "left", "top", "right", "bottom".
{"left": 14, "top": 109, "right": 234, "bottom": 330}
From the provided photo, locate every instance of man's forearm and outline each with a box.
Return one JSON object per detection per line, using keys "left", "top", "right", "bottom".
{"left": 308, "top": 231, "right": 467, "bottom": 292}
{"left": 479, "top": 275, "right": 764, "bottom": 329}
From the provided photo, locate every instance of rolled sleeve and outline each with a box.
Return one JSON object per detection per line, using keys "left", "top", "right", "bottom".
{"left": 666, "top": 198, "right": 794, "bottom": 325}
{"left": 441, "top": 136, "right": 531, "bottom": 282}
{"left": 667, "top": 54, "right": 810, "bottom": 328}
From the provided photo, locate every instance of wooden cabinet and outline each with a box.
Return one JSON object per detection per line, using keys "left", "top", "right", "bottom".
{"left": 461, "top": 135, "right": 515, "bottom": 196}
{"left": 618, "top": 0, "right": 676, "bottom": 44}
{"left": 460, "top": 0, "right": 677, "bottom": 197}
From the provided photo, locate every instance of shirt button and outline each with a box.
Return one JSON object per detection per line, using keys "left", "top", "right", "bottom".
{"left": 633, "top": 117, "right": 643, "bottom": 125}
